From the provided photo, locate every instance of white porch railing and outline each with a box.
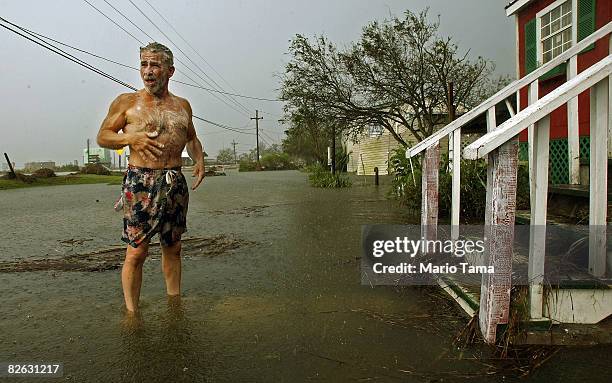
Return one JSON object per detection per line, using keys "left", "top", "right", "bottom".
{"left": 406, "top": 22, "right": 612, "bottom": 344}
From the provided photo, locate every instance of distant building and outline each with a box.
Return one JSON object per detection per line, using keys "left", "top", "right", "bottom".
{"left": 24, "top": 161, "right": 55, "bottom": 171}
{"left": 83, "top": 147, "right": 111, "bottom": 165}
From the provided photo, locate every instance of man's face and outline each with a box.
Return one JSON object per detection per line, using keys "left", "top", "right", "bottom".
{"left": 140, "top": 51, "right": 174, "bottom": 95}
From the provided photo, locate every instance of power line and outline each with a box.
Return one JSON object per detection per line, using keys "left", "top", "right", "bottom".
{"left": 171, "top": 80, "right": 282, "bottom": 102}
{"left": 205, "top": 129, "right": 250, "bottom": 136}
{"left": 0, "top": 19, "right": 137, "bottom": 90}
{"left": 13, "top": 23, "right": 280, "bottom": 101}
{"left": 136, "top": 0, "right": 254, "bottom": 112}
{"left": 259, "top": 135, "right": 272, "bottom": 147}
{"left": 82, "top": 0, "right": 252, "bottom": 119}
{"left": 260, "top": 130, "right": 277, "bottom": 144}
{"left": 261, "top": 110, "right": 284, "bottom": 118}
{"left": 102, "top": 0, "right": 155, "bottom": 41}
{"left": 126, "top": 0, "right": 253, "bottom": 115}
{"left": 82, "top": 0, "right": 144, "bottom": 44}
{"left": 193, "top": 116, "right": 255, "bottom": 134}
{"left": 15, "top": 24, "right": 139, "bottom": 71}
{"left": 141, "top": 0, "right": 258, "bottom": 110}
{"left": 0, "top": 17, "right": 251, "bottom": 135}
{"left": 109, "top": 0, "right": 252, "bottom": 117}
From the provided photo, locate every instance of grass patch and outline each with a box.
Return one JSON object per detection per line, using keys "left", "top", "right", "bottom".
{"left": 306, "top": 164, "right": 352, "bottom": 188}
{"left": 0, "top": 174, "right": 123, "bottom": 190}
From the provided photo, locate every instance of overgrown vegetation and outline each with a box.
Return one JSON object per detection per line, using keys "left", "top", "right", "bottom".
{"left": 280, "top": 9, "right": 507, "bottom": 148}
{"left": 32, "top": 168, "right": 56, "bottom": 178}
{"left": 238, "top": 143, "right": 299, "bottom": 172}
{"left": 54, "top": 164, "right": 80, "bottom": 172}
{"left": 216, "top": 148, "right": 235, "bottom": 164}
{"left": 388, "top": 147, "right": 530, "bottom": 222}
{"left": 80, "top": 163, "right": 111, "bottom": 175}
{"left": 453, "top": 286, "right": 558, "bottom": 377}
{"left": 307, "top": 163, "right": 351, "bottom": 188}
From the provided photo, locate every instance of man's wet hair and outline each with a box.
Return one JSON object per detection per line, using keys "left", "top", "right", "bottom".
{"left": 140, "top": 42, "right": 174, "bottom": 67}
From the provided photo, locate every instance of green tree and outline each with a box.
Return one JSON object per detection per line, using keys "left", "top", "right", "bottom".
{"left": 281, "top": 9, "right": 502, "bottom": 147}
{"left": 216, "top": 148, "right": 234, "bottom": 164}
{"left": 281, "top": 103, "right": 333, "bottom": 165}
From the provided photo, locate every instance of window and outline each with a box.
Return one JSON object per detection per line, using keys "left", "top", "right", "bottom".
{"left": 368, "top": 125, "right": 384, "bottom": 138}
{"left": 538, "top": 0, "right": 573, "bottom": 64}
{"left": 525, "top": 0, "right": 597, "bottom": 75}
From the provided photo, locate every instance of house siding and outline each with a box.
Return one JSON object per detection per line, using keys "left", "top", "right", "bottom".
{"left": 346, "top": 134, "right": 403, "bottom": 176}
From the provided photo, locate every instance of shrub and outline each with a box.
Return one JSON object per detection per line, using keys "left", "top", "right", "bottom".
{"left": 1, "top": 172, "right": 36, "bottom": 183}
{"left": 238, "top": 161, "right": 258, "bottom": 172}
{"left": 54, "top": 164, "right": 79, "bottom": 172}
{"left": 260, "top": 152, "right": 297, "bottom": 170}
{"left": 307, "top": 163, "right": 351, "bottom": 188}
{"left": 32, "top": 168, "right": 56, "bottom": 178}
{"left": 388, "top": 147, "right": 530, "bottom": 222}
{"left": 80, "top": 163, "right": 111, "bottom": 175}
{"left": 239, "top": 153, "right": 298, "bottom": 172}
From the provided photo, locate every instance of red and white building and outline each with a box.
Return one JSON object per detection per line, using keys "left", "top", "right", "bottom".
{"left": 509, "top": 0, "right": 610, "bottom": 184}
{"left": 407, "top": 0, "right": 611, "bottom": 344}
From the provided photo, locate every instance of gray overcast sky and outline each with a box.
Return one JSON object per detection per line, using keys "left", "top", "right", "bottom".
{"left": 0, "top": 0, "right": 514, "bottom": 166}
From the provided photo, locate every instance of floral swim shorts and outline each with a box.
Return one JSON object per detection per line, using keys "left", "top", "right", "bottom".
{"left": 120, "top": 165, "right": 189, "bottom": 248}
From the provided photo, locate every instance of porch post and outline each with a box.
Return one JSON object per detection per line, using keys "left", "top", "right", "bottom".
{"left": 421, "top": 144, "right": 439, "bottom": 242}
{"left": 528, "top": 115, "right": 550, "bottom": 319}
{"left": 589, "top": 79, "right": 609, "bottom": 277}
{"left": 450, "top": 129, "right": 461, "bottom": 240}
{"left": 479, "top": 106, "right": 519, "bottom": 344}
{"left": 528, "top": 81, "right": 539, "bottom": 203}
{"left": 567, "top": 56, "right": 580, "bottom": 184}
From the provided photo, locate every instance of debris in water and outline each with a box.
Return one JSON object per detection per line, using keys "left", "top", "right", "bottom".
{"left": 210, "top": 205, "right": 269, "bottom": 217}
{"left": 0, "top": 234, "right": 255, "bottom": 273}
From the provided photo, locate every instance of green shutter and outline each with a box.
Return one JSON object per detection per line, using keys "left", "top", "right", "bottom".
{"left": 525, "top": 18, "right": 537, "bottom": 74}
{"left": 541, "top": 62, "right": 567, "bottom": 80}
{"left": 578, "top": 0, "right": 596, "bottom": 52}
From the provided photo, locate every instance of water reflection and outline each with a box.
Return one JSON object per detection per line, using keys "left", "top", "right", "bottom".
{"left": 118, "top": 296, "right": 211, "bottom": 382}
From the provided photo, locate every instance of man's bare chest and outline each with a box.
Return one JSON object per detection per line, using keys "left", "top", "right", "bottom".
{"left": 126, "top": 103, "right": 189, "bottom": 136}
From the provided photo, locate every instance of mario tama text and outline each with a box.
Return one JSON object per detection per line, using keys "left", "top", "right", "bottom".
{"left": 371, "top": 261, "right": 493, "bottom": 275}
{"left": 371, "top": 237, "right": 492, "bottom": 274}
{"left": 361, "top": 225, "right": 493, "bottom": 286}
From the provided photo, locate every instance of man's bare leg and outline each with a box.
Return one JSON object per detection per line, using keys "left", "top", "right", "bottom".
{"left": 122, "top": 241, "right": 149, "bottom": 312}
{"left": 162, "top": 241, "right": 182, "bottom": 296}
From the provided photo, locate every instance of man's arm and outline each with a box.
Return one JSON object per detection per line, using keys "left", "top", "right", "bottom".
{"left": 96, "top": 94, "right": 163, "bottom": 161}
{"left": 184, "top": 100, "right": 205, "bottom": 190}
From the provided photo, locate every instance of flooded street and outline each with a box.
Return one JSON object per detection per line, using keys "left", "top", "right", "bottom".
{"left": 1, "top": 170, "right": 610, "bottom": 382}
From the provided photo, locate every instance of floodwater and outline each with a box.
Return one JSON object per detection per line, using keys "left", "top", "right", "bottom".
{"left": 0, "top": 170, "right": 610, "bottom": 382}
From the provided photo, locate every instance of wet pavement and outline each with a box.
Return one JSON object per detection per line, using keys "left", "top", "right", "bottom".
{"left": 1, "top": 170, "right": 610, "bottom": 382}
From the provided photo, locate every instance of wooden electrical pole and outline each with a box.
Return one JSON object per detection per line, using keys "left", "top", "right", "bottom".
{"left": 251, "top": 110, "right": 263, "bottom": 168}
{"left": 231, "top": 140, "right": 238, "bottom": 164}
{"left": 3, "top": 153, "right": 16, "bottom": 178}
{"left": 331, "top": 124, "right": 336, "bottom": 174}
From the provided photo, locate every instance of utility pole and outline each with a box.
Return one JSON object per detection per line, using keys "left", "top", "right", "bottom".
{"left": 3, "top": 153, "right": 16, "bottom": 178}
{"left": 251, "top": 110, "right": 263, "bottom": 169}
{"left": 86, "top": 139, "right": 90, "bottom": 165}
{"left": 331, "top": 124, "right": 336, "bottom": 175}
{"left": 231, "top": 140, "right": 238, "bottom": 164}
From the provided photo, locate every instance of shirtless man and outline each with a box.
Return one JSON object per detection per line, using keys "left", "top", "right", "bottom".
{"left": 97, "top": 42, "right": 205, "bottom": 313}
